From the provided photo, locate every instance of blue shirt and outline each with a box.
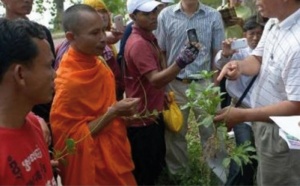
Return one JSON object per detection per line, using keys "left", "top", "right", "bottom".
{"left": 155, "top": 2, "right": 225, "bottom": 78}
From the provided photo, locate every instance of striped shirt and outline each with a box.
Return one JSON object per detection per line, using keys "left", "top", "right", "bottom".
{"left": 251, "top": 9, "right": 300, "bottom": 108}
{"left": 215, "top": 47, "right": 254, "bottom": 107}
{"left": 155, "top": 2, "right": 225, "bottom": 79}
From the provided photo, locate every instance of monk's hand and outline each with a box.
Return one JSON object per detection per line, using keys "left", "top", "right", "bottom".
{"left": 216, "top": 60, "right": 241, "bottom": 82}
{"left": 214, "top": 106, "right": 244, "bottom": 131}
{"left": 113, "top": 98, "right": 140, "bottom": 117}
{"left": 175, "top": 43, "right": 199, "bottom": 69}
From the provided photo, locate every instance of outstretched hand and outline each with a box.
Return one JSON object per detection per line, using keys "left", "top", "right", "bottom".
{"left": 216, "top": 60, "right": 241, "bottom": 82}
{"left": 112, "top": 98, "right": 140, "bottom": 117}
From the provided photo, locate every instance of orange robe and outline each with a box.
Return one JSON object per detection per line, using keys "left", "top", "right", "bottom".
{"left": 50, "top": 47, "right": 136, "bottom": 185}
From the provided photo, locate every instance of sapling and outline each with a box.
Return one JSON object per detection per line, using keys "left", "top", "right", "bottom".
{"left": 183, "top": 70, "right": 257, "bottom": 173}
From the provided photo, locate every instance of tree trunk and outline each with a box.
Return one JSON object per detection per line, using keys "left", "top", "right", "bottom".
{"left": 53, "top": 0, "right": 64, "bottom": 31}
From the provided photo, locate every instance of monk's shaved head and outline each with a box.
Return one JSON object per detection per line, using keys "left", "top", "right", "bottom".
{"left": 62, "top": 4, "right": 99, "bottom": 34}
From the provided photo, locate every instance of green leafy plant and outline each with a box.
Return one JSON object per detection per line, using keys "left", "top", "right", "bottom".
{"left": 183, "top": 70, "right": 257, "bottom": 175}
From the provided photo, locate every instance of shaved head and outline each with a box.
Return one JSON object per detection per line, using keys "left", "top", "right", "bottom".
{"left": 62, "top": 4, "right": 99, "bottom": 34}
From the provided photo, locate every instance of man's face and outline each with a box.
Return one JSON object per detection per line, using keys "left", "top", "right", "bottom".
{"left": 23, "top": 39, "right": 55, "bottom": 104}
{"left": 2, "top": 0, "right": 33, "bottom": 17}
{"left": 244, "top": 26, "right": 263, "bottom": 49}
{"left": 133, "top": 7, "right": 159, "bottom": 32}
{"left": 256, "top": 0, "right": 280, "bottom": 18}
{"left": 72, "top": 12, "right": 107, "bottom": 56}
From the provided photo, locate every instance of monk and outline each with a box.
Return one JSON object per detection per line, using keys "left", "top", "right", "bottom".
{"left": 50, "top": 4, "right": 139, "bottom": 185}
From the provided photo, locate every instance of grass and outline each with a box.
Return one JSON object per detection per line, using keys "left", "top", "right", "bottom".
{"left": 157, "top": 112, "right": 223, "bottom": 186}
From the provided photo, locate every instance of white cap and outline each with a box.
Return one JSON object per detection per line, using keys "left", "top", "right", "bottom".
{"left": 127, "top": 0, "right": 162, "bottom": 14}
{"left": 161, "top": 0, "right": 174, "bottom": 3}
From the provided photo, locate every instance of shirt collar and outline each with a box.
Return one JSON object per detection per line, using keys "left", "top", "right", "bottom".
{"left": 277, "top": 8, "right": 300, "bottom": 30}
{"left": 132, "top": 24, "right": 156, "bottom": 42}
{"left": 173, "top": 2, "right": 206, "bottom": 15}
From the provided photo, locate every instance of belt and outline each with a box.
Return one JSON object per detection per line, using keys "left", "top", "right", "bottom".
{"left": 175, "top": 77, "right": 201, "bottom": 84}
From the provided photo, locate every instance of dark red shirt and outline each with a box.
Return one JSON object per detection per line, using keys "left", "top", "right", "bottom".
{"left": 124, "top": 25, "right": 165, "bottom": 126}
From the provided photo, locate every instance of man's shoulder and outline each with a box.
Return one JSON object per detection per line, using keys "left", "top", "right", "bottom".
{"left": 126, "top": 33, "right": 149, "bottom": 48}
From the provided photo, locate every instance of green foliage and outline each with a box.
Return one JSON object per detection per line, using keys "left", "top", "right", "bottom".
{"left": 35, "top": 0, "right": 46, "bottom": 14}
{"left": 103, "top": 0, "right": 126, "bottom": 15}
{"left": 157, "top": 112, "right": 219, "bottom": 185}
{"left": 224, "top": 141, "right": 257, "bottom": 174}
{"left": 183, "top": 70, "right": 257, "bottom": 182}
{"left": 202, "top": 0, "right": 222, "bottom": 9}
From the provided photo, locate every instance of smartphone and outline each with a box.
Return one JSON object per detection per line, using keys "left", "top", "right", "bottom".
{"left": 113, "top": 15, "right": 124, "bottom": 32}
{"left": 231, "top": 38, "right": 248, "bottom": 50}
{"left": 186, "top": 28, "right": 199, "bottom": 43}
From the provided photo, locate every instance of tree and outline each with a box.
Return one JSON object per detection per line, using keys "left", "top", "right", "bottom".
{"left": 53, "top": 0, "right": 64, "bottom": 31}
{"left": 103, "top": 0, "right": 126, "bottom": 15}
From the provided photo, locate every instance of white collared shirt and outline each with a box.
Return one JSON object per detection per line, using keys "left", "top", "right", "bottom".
{"left": 251, "top": 8, "right": 300, "bottom": 108}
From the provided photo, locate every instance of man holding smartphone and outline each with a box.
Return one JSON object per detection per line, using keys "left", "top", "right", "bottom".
{"left": 155, "top": 0, "right": 226, "bottom": 183}
{"left": 125, "top": 0, "right": 200, "bottom": 184}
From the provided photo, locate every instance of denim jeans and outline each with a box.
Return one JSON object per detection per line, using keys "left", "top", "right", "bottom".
{"left": 225, "top": 123, "right": 258, "bottom": 186}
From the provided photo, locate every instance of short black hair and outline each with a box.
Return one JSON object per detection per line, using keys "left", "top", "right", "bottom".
{"left": 62, "top": 4, "right": 98, "bottom": 34}
{"left": 243, "top": 15, "right": 264, "bottom": 32}
{"left": 0, "top": 18, "right": 46, "bottom": 82}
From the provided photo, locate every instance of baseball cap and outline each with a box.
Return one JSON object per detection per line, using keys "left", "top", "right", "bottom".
{"left": 127, "top": 0, "right": 162, "bottom": 14}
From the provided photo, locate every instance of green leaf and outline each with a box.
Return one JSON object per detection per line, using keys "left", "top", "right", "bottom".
{"left": 232, "top": 156, "right": 242, "bottom": 167}
{"left": 152, "top": 109, "right": 159, "bottom": 117}
{"left": 222, "top": 157, "right": 231, "bottom": 168}
{"left": 199, "top": 115, "right": 213, "bottom": 127}
{"left": 244, "top": 146, "right": 256, "bottom": 153}
{"left": 66, "top": 138, "right": 76, "bottom": 153}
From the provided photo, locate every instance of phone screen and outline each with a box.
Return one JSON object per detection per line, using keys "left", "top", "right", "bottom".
{"left": 187, "top": 29, "right": 199, "bottom": 43}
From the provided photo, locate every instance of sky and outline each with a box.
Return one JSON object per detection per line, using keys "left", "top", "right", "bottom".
{"left": 0, "top": 1, "right": 75, "bottom": 29}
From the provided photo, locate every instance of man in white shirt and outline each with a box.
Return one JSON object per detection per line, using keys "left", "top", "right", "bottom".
{"left": 214, "top": 15, "right": 264, "bottom": 185}
{"left": 215, "top": 0, "right": 300, "bottom": 184}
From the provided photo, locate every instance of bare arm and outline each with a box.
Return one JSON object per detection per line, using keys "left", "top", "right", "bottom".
{"left": 217, "top": 55, "right": 262, "bottom": 82}
{"left": 144, "top": 62, "right": 181, "bottom": 89}
{"left": 88, "top": 98, "right": 140, "bottom": 135}
{"left": 106, "top": 30, "right": 123, "bottom": 45}
{"left": 245, "top": 101, "right": 300, "bottom": 122}
{"left": 239, "top": 55, "right": 262, "bottom": 76}
{"left": 215, "top": 101, "right": 300, "bottom": 129}
{"left": 145, "top": 44, "right": 200, "bottom": 89}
